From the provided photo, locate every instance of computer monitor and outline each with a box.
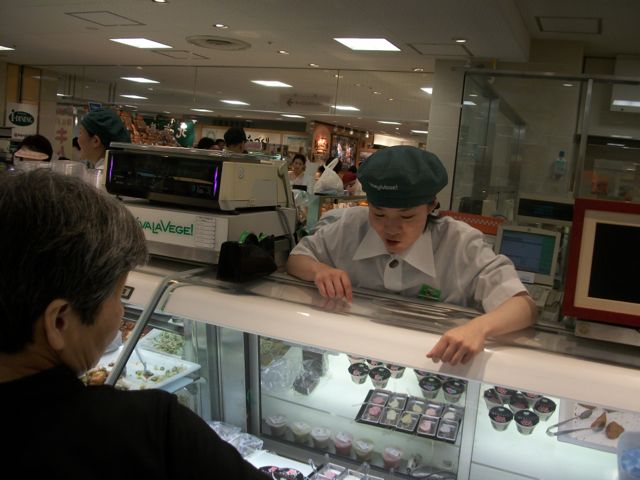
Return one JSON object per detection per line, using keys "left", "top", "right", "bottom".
{"left": 494, "top": 225, "right": 561, "bottom": 286}
{"left": 516, "top": 193, "right": 574, "bottom": 227}
{"left": 563, "top": 198, "right": 640, "bottom": 328}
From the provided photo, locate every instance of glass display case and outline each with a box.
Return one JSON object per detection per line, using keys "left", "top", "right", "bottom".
{"left": 95, "top": 260, "right": 640, "bottom": 479}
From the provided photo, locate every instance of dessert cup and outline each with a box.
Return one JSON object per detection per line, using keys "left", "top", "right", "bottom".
{"left": 494, "top": 386, "right": 516, "bottom": 404}
{"left": 311, "top": 426, "right": 332, "bottom": 449}
{"left": 508, "top": 393, "right": 530, "bottom": 413}
{"left": 290, "top": 421, "right": 311, "bottom": 444}
{"left": 382, "top": 446, "right": 403, "bottom": 469}
{"left": 385, "top": 363, "right": 406, "bottom": 378}
{"left": 265, "top": 414, "right": 288, "bottom": 437}
{"left": 353, "top": 438, "right": 375, "bottom": 462}
{"left": 514, "top": 410, "right": 540, "bottom": 435}
{"left": 419, "top": 375, "right": 442, "bottom": 400}
{"left": 333, "top": 431, "right": 353, "bottom": 456}
{"left": 442, "top": 379, "right": 465, "bottom": 403}
{"left": 489, "top": 406, "right": 513, "bottom": 432}
{"left": 533, "top": 397, "right": 557, "bottom": 421}
{"left": 368, "top": 366, "right": 391, "bottom": 389}
{"left": 483, "top": 388, "right": 503, "bottom": 409}
{"left": 348, "top": 362, "right": 369, "bottom": 385}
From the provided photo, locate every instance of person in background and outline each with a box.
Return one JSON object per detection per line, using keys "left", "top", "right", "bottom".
{"left": 0, "top": 170, "right": 268, "bottom": 479}
{"left": 78, "top": 108, "right": 131, "bottom": 169}
{"left": 341, "top": 171, "right": 363, "bottom": 195}
{"left": 196, "top": 137, "right": 216, "bottom": 150}
{"left": 71, "top": 136, "right": 82, "bottom": 162}
{"left": 11, "top": 134, "right": 54, "bottom": 171}
{"left": 289, "top": 153, "right": 306, "bottom": 186}
{"left": 214, "top": 138, "right": 226, "bottom": 150}
{"left": 224, "top": 127, "right": 248, "bottom": 154}
{"left": 287, "top": 146, "right": 536, "bottom": 366}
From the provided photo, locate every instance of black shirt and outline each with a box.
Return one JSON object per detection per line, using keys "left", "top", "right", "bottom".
{"left": 0, "top": 365, "right": 269, "bottom": 479}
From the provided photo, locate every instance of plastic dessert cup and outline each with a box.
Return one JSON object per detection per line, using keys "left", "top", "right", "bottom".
{"left": 533, "top": 397, "right": 557, "bottom": 422}
{"left": 382, "top": 446, "right": 403, "bottom": 469}
{"left": 514, "top": 410, "right": 540, "bottom": 435}
{"left": 484, "top": 388, "right": 503, "bottom": 409}
{"left": 509, "top": 393, "right": 530, "bottom": 413}
{"left": 347, "top": 354, "right": 365, "bottom": 364}
{"left": 311, "top": 426, "right": 332, "bottom": 449}
{"left": 442, "top": 380, "right": 465, "bottom": 403}
{"left": 333, "top": 431, "right": 354, "bottom": 456}
{"left": 419, "top": 375, "right": 442, "bottom": 400}
{"left": 489, "top": 406, "right": 513, "bottom": 432}
{"left": 366, "top": 359, "right": 384, "bottom": 367}
{"left": 290, "top": 421, "right": 311, "bottom": 444}
{"left": 368, "top": 366, "right": 391, "bottom": 388}
{"left": 414, "top": 369, "right": 432, "bottom": 381}
{"left": 348, "top": 362, "right": 369, "bottom": 385}
{"left": 494, "top": 386, "right": 516, "bottom": 404}
{"left": 353, "top": 438, "right": 375, "bottom": 462}
{"left": 386, "top": 363, "right": 406, "bottom": 379}
{"left": 265, "top": 414, "right": 288, "bottom": 437}
{"left": 521, "top": 391, "right": 542, "bottom": 408}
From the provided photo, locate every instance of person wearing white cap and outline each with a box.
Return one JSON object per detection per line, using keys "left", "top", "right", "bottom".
{"left": 287, "top": 145, "right": 535, "bottom": 366}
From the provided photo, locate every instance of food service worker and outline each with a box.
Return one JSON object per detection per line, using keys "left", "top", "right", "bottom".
{"left": 78, "top": 108, "right": 131, "bottom": 169}
{"left": 287, "top": 146, "right": 535, "bottom": 366}
{"left": 0, "top": 170, "right": 268, "bottom": 479}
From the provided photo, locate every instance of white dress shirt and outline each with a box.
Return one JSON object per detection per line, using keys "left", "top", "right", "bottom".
{"left": 291, "top": 207, "right": 525, "bottom": 312}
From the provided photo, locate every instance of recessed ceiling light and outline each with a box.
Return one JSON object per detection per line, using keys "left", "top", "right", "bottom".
{"left": 469, "top": 93, "right": 478, "bottom": 97}
{"left": 413, "top": 67, "right": 424, "bottom": 72}
{"left": 372, "top": 91, "right": 382, "bottom": 95}
{"left": 334, "top": 74, "right": 343, "bottom": 79}
{"left": 282, "top": 114, "right": 305, "bottom": 118}
{"left": 395, "top": 127, "right": 399, "bottom": 130}
{"left": 411, "top": 130, "right": 429, "bottom": 134}
{"left": 124, "top": 105, "right": 138, "bottom": 109}
{"left": 0, "top": 45, "right": 15, "bottom": 51}
{"left": 214, "top": 23, "right": 228, "bottom": 29}
{"left": 335, "top": 105, "right": 360, "bottom": 111}
{"left": 110, "top": 38, "right": 172, "bottom": 49}
{"left": 563, "top": 83, "right": 574, "bottom": 87}
{"left": 221, "top": 100, "right": 249, "bottom": 105}
{"left": 334, "top": 38, "right": 400, "bottom": 51}
{"left": 421, "top": 87, "right": 433, "bottom": 94}
{"left": 121, "top": 76, "right": 159, "bottom": 84}
{"left": 251, "top": 80, "right": 292, "bottom": 88}
{"left": 162, "top": 111, "right": 171, "bottom": 114}
{"left": 277, "top": 50, "right": 290, "bottom": 55}
{"left": 152, "top": 0, "right": 168, "bottom": 3}
{"left": 120, "top": 94, "right": 148, "bottom": 99}
{"left": 378, "top": 121, "right": 402, "bottom": 125}
{"left": 388, "top": 98, "right": 394, "bottom": 101}
{"left": 454, "top": 38, "right": 467, "bottom": 44}
{"left": 463, "top": 100, "right": 477, "bottom": 106}
{"left": 191, "top": 108, "right": 213, "bottom": 112}
{"left": 309, "top": 63, "right": 319, "bottom": 68}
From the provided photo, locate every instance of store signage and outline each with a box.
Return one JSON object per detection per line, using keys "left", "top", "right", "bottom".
{"left": 137, "top": 218, "right": 194, "bottom": 236}
{"left": 6, "top": 102, "right": 38, "bottom": 140}
{"left": 88, "top": 102, "right": 103, "bottom": 112}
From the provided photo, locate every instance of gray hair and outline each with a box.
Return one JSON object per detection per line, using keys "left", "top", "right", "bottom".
{"left": 0, "top": 170, "right": 147, "bottom": 353}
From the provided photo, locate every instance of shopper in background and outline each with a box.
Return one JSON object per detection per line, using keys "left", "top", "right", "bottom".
{"left": 214, "top": 138, "right": 226, "bottom": 150}
{"left": 78, "top": 108, "right": 131, "bottom": 169}
{"left": 71, "top": 136, "right": 82, "bottom": 162}
{"left": 12, "top": 134, "right": 54, "bottom": 171}
{"left": 287, "top": 146, "right": 536, "bottom": 366}
{"left": 341, "top": 171, "right": 363, "bottom": 195}
{"left": 224, "top": 127, "right": 248, "bottom": 153}
{"left": 289, "top": 153, "right": 307, "bottom": 186}
{"left": 0, "top": 170, "right": 268, "bottom": 479}
{"left": 196, "top": 136, "right": 216, "bottom": 150}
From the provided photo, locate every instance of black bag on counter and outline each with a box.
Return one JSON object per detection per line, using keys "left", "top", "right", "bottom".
{"left": 216, "top": 234, "right": 277, "bottom": 283}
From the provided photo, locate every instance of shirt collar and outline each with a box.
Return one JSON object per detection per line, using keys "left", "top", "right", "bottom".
{"left": 352, "top": 225, "right": 436, "bottom": 278}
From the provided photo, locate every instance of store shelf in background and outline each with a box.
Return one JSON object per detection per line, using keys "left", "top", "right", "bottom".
{"left": 439, "top": 210, "right": 506, "bottom": 236}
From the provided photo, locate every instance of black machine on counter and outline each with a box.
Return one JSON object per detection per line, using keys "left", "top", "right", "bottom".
{"left": 104, "top": 143, "right": 296, "bottom": 265}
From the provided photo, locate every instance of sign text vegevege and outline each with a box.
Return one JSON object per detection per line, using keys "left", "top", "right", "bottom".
{"left": 137, "top": 218, "right": 194, "bottom": 236}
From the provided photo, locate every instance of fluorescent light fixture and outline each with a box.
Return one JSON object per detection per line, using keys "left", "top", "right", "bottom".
{"left": 110, "top": 38, "right": 172, "bottom": 49}
{"left": 152, "top": 0, "right": 168, "bottom": 3}
{"left": 378, "top": 121, "right": 402, "bottom": 125}
{"left": 56, "top": 93, "right": 71, "bottom": 97}
{"left": 0, "top": 45, "right": 15, "bottom": 51}
{"left": 413, "top": 67, "right": 424, "bottom": 72}
{"left": 454, "top": 38, "right": 467, "bottom": 43}
{"left": 611, "top": 134, "right": 632, "bottom": 139}
{"left": 421, "top": 87, "right": 433, "bottom": 94}
{"left": 334, "top": 38, "right": 400, "bottom": 51}
{"left": 606, "top": 142, "right": 626, "bottom": 147}
{"left": 121, "top": 76, "right": 159, "bottom": 84}
{"left": 463, "top": 100, "right": 477, "bottom": 106}
{"left": 221, "top": 100, "right": 249, "bottom": 105}
{"left": 309, "top": 63, "right": 319, "bottom": 68}
{"left": 282, "top": 114, "right": 304, "bottom": 118}
{"left": 335, "top": 105, "right": 360, "bottom": 111}
{"left": 277, "top": 50, "right": 290, "bottom": 55}
{"left": 251, "top": 80, "right": 292, "bottom": 88}
{"left": 214, "top": 23, "right": 228, "bottom": 29}
{"left": 411, "top": 130, "right": 429, "bottom": 134}
{"left": 120, "top": 94, "right": 148, "bottom": 99}
{"left": 191, "top": 108, "right": 213, "bottom": 112}
{"left": 613, "top": 100, "right": 640, "bottom": 108}
{"left": 124, "top": 105, "right": 138, "bottom": 109}
{"left": 563, "top": 83, "right": 574, "bottom": 87}
{"left": 469, "top": 93, "right": 478, "bottom": 97}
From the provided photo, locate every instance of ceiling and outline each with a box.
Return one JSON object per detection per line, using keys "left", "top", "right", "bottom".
{"left": 1, "top": 0, "right": 640, "bottom": 140}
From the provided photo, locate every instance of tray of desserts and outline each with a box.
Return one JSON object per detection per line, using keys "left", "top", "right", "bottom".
{"left": 354, "top": 389, "right": 464, "bottom": 443}
{"left": 556, "top": 401, "right": 640, "bottom": 453}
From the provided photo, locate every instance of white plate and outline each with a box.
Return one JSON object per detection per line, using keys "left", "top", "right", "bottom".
{"left": 557, "top": 401, "right": 640, "bottom": 453}
{"left": 138, "top": 329, "right": 185, "bottom": 358}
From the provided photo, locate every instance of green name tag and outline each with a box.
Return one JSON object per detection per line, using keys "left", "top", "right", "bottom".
{"left": 418, "top": 283, "right": 441, "bottom": 301}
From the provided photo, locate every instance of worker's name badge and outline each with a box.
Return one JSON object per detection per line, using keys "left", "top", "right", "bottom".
{"left": 418, "top": 284, "right": 441, "bottom": 301}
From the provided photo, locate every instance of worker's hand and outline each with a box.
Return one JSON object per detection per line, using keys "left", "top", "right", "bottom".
{"left": 426, "top": 322, "right": 486, "bottom": 366}
{"left": 313, "top": 265, "right": 353, "bottom": 302}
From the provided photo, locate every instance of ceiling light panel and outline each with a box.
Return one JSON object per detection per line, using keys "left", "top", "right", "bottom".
{"left": 421, "top": 87, "right": 433, "bottom": 94}
{"left": 221, "top": 100, "right": 249, "bottom": 105}
{"left": 378, "top": 121, "right": 402, "bottom": 125}
{"left": 191, "top": 108, "right": 213, "bottom": 112}
{"left": 120, "top": 94, "right": 148, "bottom": 99}
{"left": 334, "top": 38, "right": 400, "bottom": 51}
{"left": 111, "top": 38, "right": 172, "bottom": 49}
{"left": 282, "top": 114, "right": 304, "bottom": 118}
{"left": 0, "top": 45, "right": 15, "bottom": 51}
{"left": 335, "top": 105, "right": 360, "bottom": 111}
{"left": 121, "top": 77, "right": 159, "bottom": 84}
{"left": 251, "top": 80, "right": 292, "bottom": 88}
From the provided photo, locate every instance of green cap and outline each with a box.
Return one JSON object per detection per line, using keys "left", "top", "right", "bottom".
{"left": 357, "top": 146, "right": 448, "bottom": 208}
{"left": 81, "top": 109, "right": 131, "bottom": 148}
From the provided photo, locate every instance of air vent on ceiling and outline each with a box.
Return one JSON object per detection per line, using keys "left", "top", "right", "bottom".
{"left": 65, "top": 11, "right": 144, "bottom": 27}
{"left": 408, "top": 43, "right": 472, "bottom": 57}
{"left": 536, "top": 16, "right": 601, "bottom": 34}
{"left": 151, "top": 49, "right": 209, "bottom": 60}
{"left": 186, "top": 36, "right": 251, "bottom": 51}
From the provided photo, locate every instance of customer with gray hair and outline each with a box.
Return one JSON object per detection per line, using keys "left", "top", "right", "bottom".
{"left": 0, "top": 170, "right": 268, "bottom": 478}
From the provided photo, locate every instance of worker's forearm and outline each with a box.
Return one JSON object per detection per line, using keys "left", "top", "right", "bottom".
{"left": 473, "top": 294, "right": 537, "bottom": 338}
{"left": 286, "top": 254, "right": 326, "bottom": 282}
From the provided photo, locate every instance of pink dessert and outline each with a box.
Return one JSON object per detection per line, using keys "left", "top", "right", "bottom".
{"left": 382, "top": 446, "right": 403, "bottom": 469}
{"left": 368, "top": 405, "right": 382, "bottom": 416}
{"left": 371, "top": 395, "right": 386, "bottom": 405}
{"left": 333, "top": 431, "right": 354, "bottom": 456}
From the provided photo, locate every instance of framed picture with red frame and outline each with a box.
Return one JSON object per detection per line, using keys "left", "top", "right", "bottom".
{"left": 562, "top": 198, "right": 640, "bottom": 328}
